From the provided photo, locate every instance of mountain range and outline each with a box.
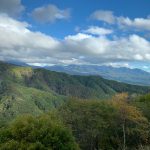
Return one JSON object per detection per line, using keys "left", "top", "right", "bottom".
{"left": 44, "top": 65, "right": 150, "bottom": 86}
{"left": 8, "top": 61, "right": 150, "bottom": 86}
{"left": 0, "top": 61, "right": 150, "bottom": 123}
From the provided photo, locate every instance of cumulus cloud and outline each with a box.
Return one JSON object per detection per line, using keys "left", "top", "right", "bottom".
{"left": 64, "top": 33, "right": 150, "bottom": 63}
{"left": 83, "top": 26, "right": 113, "bottom": 35}
{"left": 90, "top": 10, "right": 115, "bottom": 24}
{"left": 0, "top": 14, "right": 61, "bottom": 63}
{"left": 117, "top": 16, "right": 150, "bottom": 31}
{"left": 1, "top": 14, "right": 150, "bottom": 66}
{"left": 64, "top": 33, "right": 111, "bottom": 55}
{"left": 91, "top": 10, "right": 150, "bottom": 31}
{"left": 31, "top": 4, "right": 70, "bottom": 23}
{"left": 0, "top": 0, "right": 24, "bottom": 17}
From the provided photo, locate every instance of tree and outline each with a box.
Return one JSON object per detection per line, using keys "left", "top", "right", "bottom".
{"left": 132, "top": 93, "right": 150, "bottom": 121}
{"left": 59, "top": 96, "right": 150, "bottom": 150}
{"left": 0, "top": 113, "right": 79, "bottom": 150}
{"left": 111, "top": 93, "right": 149, "bottom": 150}
{"left": 59, "top": 98, "right": 119, "bottom": 150}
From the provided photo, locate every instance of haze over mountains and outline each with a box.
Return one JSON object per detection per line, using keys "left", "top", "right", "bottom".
{"left": 43, "top": 65, "right": 150, "bottom": 86}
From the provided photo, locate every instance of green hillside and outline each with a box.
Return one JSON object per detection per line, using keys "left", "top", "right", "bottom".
{"left": 0, "top": 61, "right": 150, "bottom": 123}
{"left": 0, "top": 62, "right": 66, "bottom": 123}
{"left": 0, "top": 82, "right": 65, "bottom": 124}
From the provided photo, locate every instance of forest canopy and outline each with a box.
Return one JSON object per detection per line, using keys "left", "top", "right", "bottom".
{"left": 0, "top": 93, "right": 150, "bottom": 150}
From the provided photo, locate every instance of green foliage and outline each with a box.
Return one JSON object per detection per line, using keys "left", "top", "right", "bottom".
{"left": 59, "top": 96, "right": 150, "bottom": 150}
{"left": 0, "top": 113, "right": 79, "bottom": 150}
{"left": 132, "top": 93, "right": 150, "bottom": 121}
{"left": 59, "top": 99, "right": 118, "bottom": 150}
{"left": 1, "top": 61, "right": 149, "bottom": 100}
{"left": 0, "top": 61, "right": 149, "bottom": 123}
{"left": 131, "top": 93, "right": 150, "bottom": 146}
{"left": 111, "top": 94, "right": 150, "bottom": 149}
{"left": 30, "top": 70, "right": 150, "bottom": 99}
{"left": 0, "top": 82, "right": 65, "bottom": 124}
{"left": 0, "top": 62, "right": 150, "bottom": 149}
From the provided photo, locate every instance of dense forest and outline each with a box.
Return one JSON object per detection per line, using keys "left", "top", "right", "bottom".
{"left": 1, "top": 93, "right": 150, "bottom": 149}
{"left": 0, "top": 62, "right": 150, "bottom": 149}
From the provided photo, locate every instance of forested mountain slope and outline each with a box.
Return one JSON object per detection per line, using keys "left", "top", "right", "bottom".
{"left": 0, "top": 61, "right": 150, "bottom": 123}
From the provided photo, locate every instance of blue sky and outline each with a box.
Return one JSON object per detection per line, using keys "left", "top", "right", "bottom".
{"left": 22, "top": 0, "right": 150, "bottom": 38}
{"left": 0, "top": 0, "right": 150, "bottom": 71}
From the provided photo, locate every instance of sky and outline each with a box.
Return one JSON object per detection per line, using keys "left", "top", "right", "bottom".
{"left": 1, "top": 0, "right": 150, "bottom": 71}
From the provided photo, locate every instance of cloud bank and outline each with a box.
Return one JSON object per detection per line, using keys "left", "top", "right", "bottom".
{"left": 1, "top": 14, "right": 150, "bottom": 66}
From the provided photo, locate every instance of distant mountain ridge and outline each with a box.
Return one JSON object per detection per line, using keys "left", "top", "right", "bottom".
{"left": 6, "top": 61, "right": 150, "bottom": 86}
{"left": 44, "top": 65, "right": 150, "bottom": 86}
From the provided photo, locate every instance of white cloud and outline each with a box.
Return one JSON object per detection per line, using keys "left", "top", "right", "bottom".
{"left": 0, "top": 14, "right": 61, "bottom": 62}
{"left": 105, "top": 62, "right": 131, "bottom": 68}
{"left": 83, "top": 26, "right": 113, "bottom": 35}
{"left": 64, "top": 33, "right": 150, "bottom": 63}
{"left": 117, "top": 16, "right": 150, "bottom": 30}
{"left": 91, "top": 10, "right": 150, "bottom": 31}
{"left": 65, "top": 33, "right": 92, "bottom": 41}
{"left": 90, "top": 10, "right": 115, "bottom": 24}
{"left": 1, "top": 14, "right": 150, "bottom": 66}
{"left": 27, "top": 63, "right": 55, "bottom": 67}
{"left": 143, "top": 66, "right": 149, "bottom": 69}
{"left": 134, "top": 54, "right": 143, "bottom": 60}
{"left": 31, "top": 4, "right": 70, "bottom": 23}
{"left": 0, "top": 0, "right": 24, "bottom": 17}
{"left": 64, "top": 33, "right": 111, "bottom": 55}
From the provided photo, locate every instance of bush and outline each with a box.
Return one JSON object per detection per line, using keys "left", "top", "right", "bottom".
{"left": 0, "top": 113, "right": 79, "bottom": 150}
